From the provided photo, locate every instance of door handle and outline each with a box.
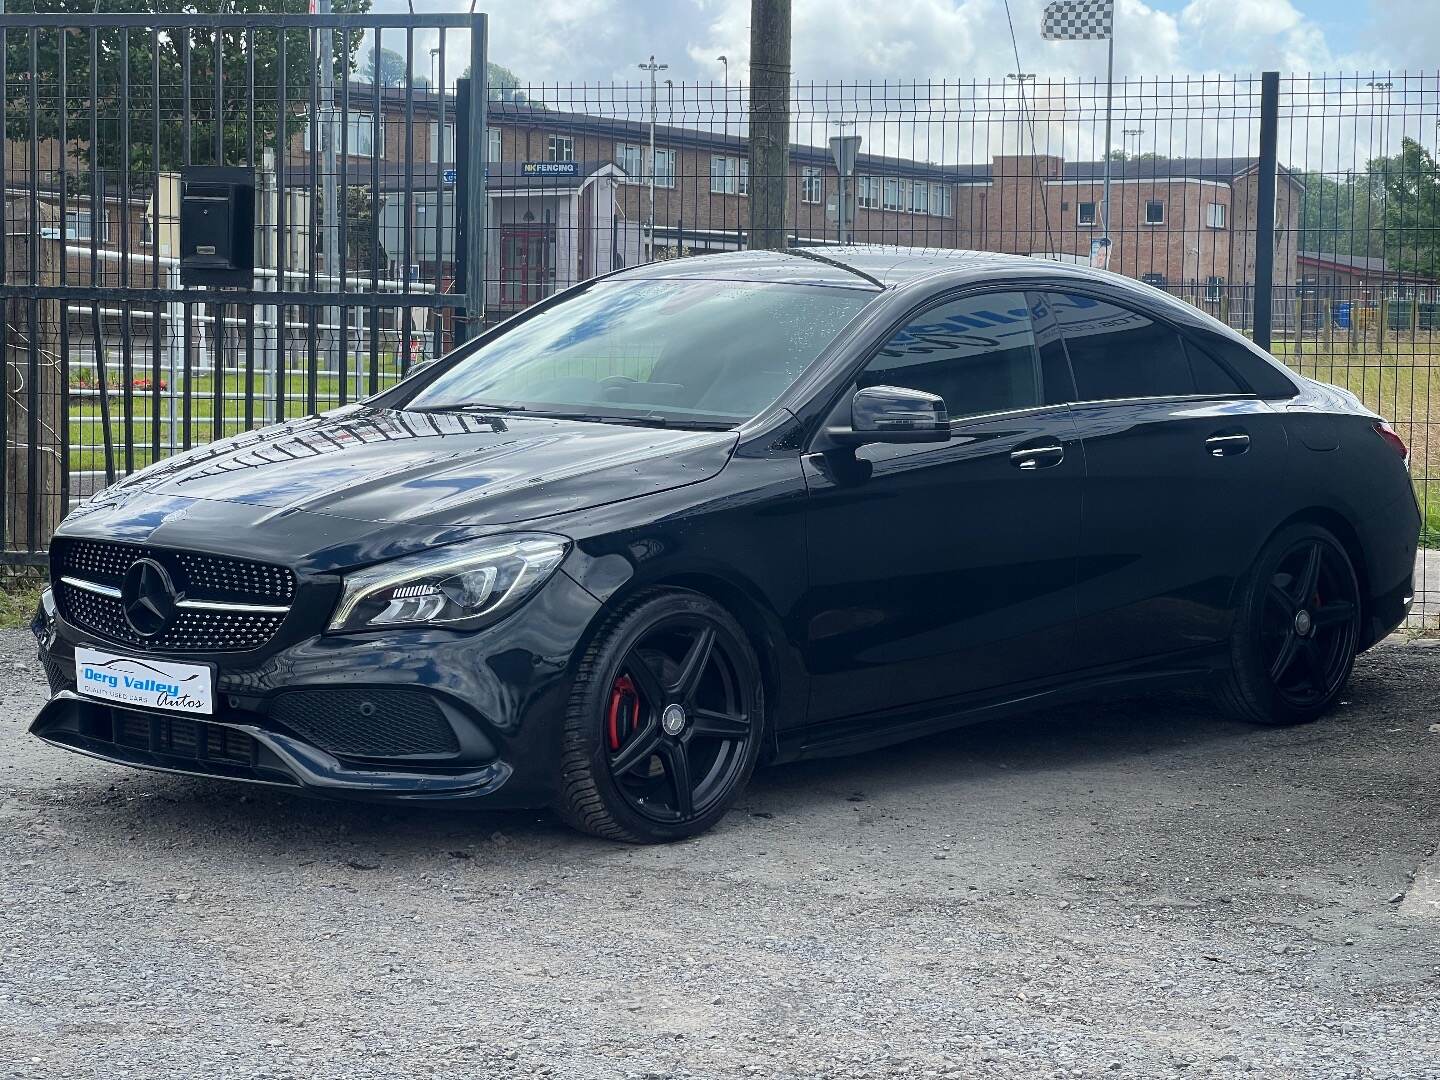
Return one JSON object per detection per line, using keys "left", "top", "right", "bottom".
{"left": 1205, "top": 432, "right": 1251, "bottom": 458}
{"left": 1009, "top": 443, "right": 1065, "bottom": 470}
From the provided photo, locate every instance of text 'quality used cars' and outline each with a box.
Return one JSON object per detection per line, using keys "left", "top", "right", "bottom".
{"left": 30, "top": 248, "right": 1421, "bottom": 842}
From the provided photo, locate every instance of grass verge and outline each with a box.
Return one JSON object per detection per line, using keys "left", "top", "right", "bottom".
{"left": 0, "top": 570, "right": 44, "bottom": 631}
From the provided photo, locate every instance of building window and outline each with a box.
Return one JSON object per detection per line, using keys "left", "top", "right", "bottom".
{"left": 615, "top": 142, "right": 643, "bottom": 178}
{"left": 1077, "top": 201, "right": 1097, "bottom": 227}
{"left": 909, "top": 181, "right": 928, "bottom": 214}
{"left": 857, "top": 176, "right": 880, "bottom": 209}
{"left": 547, "top": 135, "right": 573, "bottom": 162}
{"left": 429, "top": 121, "right": 455, "bottom": 162}
{"left": 710, "top": 155, "right": 746, "bottom": 195}
{"left": 488, "top": 127, "right": 502, "bottom": 163}
{"left": 931, "top": 183, "right": 951, "bottom": 218}
{"left": 1144, "top": 199, "right": 1165, "bottom": 225}
{"left": 653, "top": 148, "right": 676, "bottom": 188}
{"left": 882, "top": 177, "right": 903, "bottom": 211}
{"left": 304, "top": 111, "right": 381, "bottom": 157}
{"left": 801, "top": 166, "right": 823, "bottom": 205}
{"left": 1141, "top": 272, "right": 1167, "bottom": 288}
{"left": 1205, "top": 275, "right": 1226, "bottom": 301}
{"left": 1206, "top": 202, "right": 1226, "bottom": 229}
{"left": 64, "top": 208, "right": 106, "bottom": 241}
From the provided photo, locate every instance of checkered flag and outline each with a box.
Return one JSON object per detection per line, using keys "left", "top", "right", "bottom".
{"left": 1041, "top": 0, "right": 1113, "bottom": 40}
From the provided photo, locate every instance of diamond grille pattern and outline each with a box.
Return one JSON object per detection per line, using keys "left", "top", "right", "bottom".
{"left": 52, "top": 539, "right": 295, "bottom": 653}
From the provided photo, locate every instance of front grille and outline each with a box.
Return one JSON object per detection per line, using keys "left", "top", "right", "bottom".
{"left": 112, "top": 710, "right": 259, "bottom": 766}
{"left": 52, "top": 538, "right": 295, "bottom": 654}
{"left": 271, "top": 689, "right": 460, "bottom": 758}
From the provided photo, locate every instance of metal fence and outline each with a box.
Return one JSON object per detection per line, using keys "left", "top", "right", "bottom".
{"left": 0, "top": 35, "right": 1435, "bottom": 619}
{"left": 0, "top": 8, "right": 485, "bottom": 560}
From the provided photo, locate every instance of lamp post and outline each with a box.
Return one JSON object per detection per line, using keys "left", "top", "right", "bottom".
{"left": 1123, "top": 127, "right": 1144, "bottom": 158}
{"left": 638, "top": 55, "right": 669, "bottom": 259}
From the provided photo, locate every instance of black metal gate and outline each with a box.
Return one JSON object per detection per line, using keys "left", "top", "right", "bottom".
{"left": 0, "top": 9, "right": 485, "bottom": 562}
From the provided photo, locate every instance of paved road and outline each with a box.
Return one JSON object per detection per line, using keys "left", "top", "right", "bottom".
{"left": 2, "top": 630, "right": 1438, "bottom": 1080}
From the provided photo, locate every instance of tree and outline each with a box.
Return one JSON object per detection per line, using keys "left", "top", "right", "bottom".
{"left": 459, "top": 61, "right": 532, "bottom": 104}
{"left": 366, "top": 45, "right": 408, "bottom": 88}
{"left": 1298, "top": 168, "right": 1385, "bottom": 259}
{"left": 1375, "top": 137, "right": 1440, "bottom": 279}
{"left": 3, "top": 0, "right": 370, "bottom": 181}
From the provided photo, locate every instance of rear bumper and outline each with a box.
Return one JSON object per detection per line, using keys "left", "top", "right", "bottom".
{"left": 1356, "top": 491, "right": 1423, "bottom": 650}
{"left": 30, "top": 692, "right": 514, "bottom": 801}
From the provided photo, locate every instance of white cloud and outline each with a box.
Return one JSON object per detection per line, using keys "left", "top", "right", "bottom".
{"left": 1177, "top": 0, "right": 1335, "bottom": 73}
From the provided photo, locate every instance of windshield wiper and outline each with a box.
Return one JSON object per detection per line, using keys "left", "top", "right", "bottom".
{"left": 533, "top": 411, "right": 734, "bottom": 431}
{"left": 408, "top": 402, "right": 527, "bottom": 415}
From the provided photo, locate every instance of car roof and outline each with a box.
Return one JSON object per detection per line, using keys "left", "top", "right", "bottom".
{"left": 609, "top": 245, "right": 1180, "bottom": 299}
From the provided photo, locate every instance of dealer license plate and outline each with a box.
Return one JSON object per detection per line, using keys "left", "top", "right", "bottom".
{"left": 74, "top": 647, "right": 214, "bottom": 715}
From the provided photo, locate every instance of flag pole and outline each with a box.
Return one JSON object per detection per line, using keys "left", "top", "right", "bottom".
{"left": 1100, "top": 32, "right": 1114, "bottom": 258}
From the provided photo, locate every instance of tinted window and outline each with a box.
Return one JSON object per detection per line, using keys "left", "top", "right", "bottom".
{"left": 1050, "top": 293, "right": 1193, "bottom": 401}
{"left": 1193, "top": 334, "right": 1299, "bottom": 399}
{"left": 1186, "top": 339, "right": 1247, "bottom": 395}
{"left": 861, "top": 291, "right": 1040, "bottom": 418}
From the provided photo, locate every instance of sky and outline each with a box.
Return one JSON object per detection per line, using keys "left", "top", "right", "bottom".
{"left": 371, "top": 0, "right": 1440, "bottom": 88}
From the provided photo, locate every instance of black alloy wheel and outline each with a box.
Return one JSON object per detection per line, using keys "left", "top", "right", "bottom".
{"left": 1217, "top": 523, "right": 1361, "bottom": 726}
{"left": 557, "top": 590, "right": 764, "bottom": 842}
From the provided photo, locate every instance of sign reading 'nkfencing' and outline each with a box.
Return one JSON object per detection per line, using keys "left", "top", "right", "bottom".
{"left": 521, "top": 162, "right": 580, "bottom": 176}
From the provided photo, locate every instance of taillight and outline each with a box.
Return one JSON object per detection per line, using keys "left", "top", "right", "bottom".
{"left": 1374, "top": 420, "right": 1409, "bottom": 468}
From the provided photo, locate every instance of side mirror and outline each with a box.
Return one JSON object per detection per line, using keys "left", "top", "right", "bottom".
{"left": 830, "top": 385, "right": 951, "bottom": 446}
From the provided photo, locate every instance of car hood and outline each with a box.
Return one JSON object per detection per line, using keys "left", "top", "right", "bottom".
{"left": 107, "top": 405, "right": 739, "bottom": 527}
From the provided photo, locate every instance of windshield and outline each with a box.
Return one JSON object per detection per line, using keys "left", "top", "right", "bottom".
{"left": 405, "top": 278, "right": 877, "bottom": 426}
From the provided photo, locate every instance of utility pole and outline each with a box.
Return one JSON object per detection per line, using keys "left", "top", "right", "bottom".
{"left": 317, "top": 0, "right": 340, "bottom": 356}
{"left": 748, "top": 0, "right": 791, "bottom": 251}
{"left": 638, "top": 55, "right": 667, "bottom": 260}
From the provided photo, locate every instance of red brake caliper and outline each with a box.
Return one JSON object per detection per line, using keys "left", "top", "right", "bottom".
{"left": 607, "top": 675, "right": 639, "bottom": 751}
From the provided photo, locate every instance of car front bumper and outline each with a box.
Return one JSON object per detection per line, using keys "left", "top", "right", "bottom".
{"left": 30, "top": 569, "right": 603, "bottom": 807}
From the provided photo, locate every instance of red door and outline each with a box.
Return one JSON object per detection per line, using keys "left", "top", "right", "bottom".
{"left": 500, "top": 225, "right": 552, "bottom": 309}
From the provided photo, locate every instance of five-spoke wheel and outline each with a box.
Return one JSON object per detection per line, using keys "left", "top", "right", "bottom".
{"left": 557, "top": 590, "right": 763, "bottom": 842}
{"left": 1217, "top": 523, "right": 1361, "bottom": 726}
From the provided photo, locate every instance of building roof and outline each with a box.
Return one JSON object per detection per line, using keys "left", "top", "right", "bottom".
{"left": 1297, "top": 249, "right": 1435, "bottom": 281}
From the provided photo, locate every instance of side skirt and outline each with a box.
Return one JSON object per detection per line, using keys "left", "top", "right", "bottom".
{"left": 774, "top": 647, "right": 1227, "bottom": 764}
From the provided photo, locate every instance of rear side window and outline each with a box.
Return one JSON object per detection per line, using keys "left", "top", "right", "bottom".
{"left": 1050, "top": 292, "right": 1193, "bottom": 401}
{"left": 862, "top": 290, "right": 1041, "bottom": 418}
{"left": 1186, "top": 340, "right": 1247, "bottom": 395}
{"left": 1192, "top": 334, "right": 1299, "bottom": 399}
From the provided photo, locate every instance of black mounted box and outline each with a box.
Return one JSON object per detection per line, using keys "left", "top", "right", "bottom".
{"left": 179, "top": 166, "right": 255, "bottom": 288}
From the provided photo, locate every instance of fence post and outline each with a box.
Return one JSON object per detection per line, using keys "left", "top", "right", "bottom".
{"left": 1378, "top": 296, "right": 1389, "bottom": 353}
{"left": 1252, "top": 71, "right": 1280, "bottom": 352}
{"left": 461, "top": 16, "right": 488, "bottom": 339}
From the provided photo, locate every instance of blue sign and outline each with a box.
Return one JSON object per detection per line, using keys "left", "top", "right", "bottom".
{"left": 521, "top": 161, "right": 579, "bottom": 176}
{"left": 442, "top": 168, "right": 457, "bottom": 185}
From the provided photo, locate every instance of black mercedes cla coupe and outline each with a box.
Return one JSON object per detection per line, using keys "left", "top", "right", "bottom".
{"left": 31, "top": 248, "right": 1420, "bottom": 842}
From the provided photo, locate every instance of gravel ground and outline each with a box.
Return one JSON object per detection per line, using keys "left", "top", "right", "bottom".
{"left": 2, "top": 628, "right": 1438, "bottom": 1080}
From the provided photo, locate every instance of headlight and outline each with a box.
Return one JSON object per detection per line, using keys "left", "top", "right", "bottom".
{"left": 328, "top": 533, "right": 570, "bottom": 633}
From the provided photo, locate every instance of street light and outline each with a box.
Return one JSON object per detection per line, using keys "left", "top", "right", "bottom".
{"left": 1123, "top": 127, "right": 1144, "bottom": 158}
{"left": 638, "top": 55, "right": 669, "bottom": 259}
{"left": 430, "top": 47, "right": 440, "bottom": 91}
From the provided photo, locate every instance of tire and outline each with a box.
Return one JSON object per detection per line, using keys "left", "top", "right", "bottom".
{"left": 555, "top": 588, "right": 765, "bottom": 842}
{"left": 1215, "top": 522, "right": 1362, "bottom": 726}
